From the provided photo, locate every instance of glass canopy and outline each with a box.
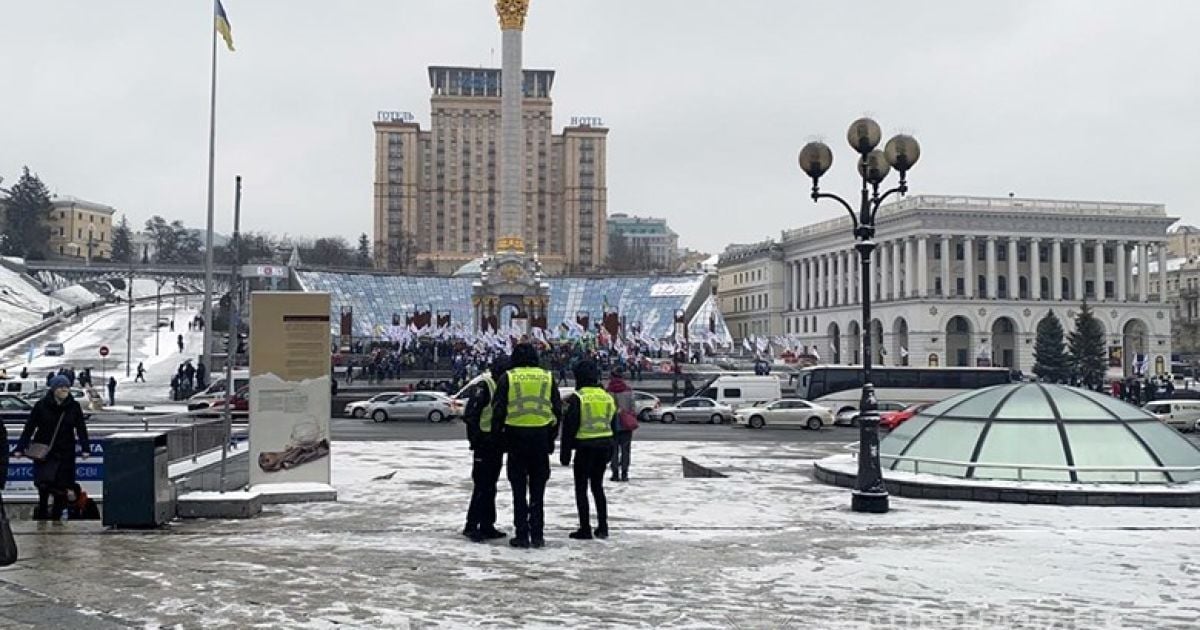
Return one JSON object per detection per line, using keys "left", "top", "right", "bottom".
{"left": 880, "top": 383, "right": 1200, "bottom": 483}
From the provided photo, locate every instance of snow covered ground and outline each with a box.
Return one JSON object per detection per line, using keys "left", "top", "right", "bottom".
{"left": 3, "top": 439, "right": 1198, "bottom": 628}
{"left": 0, "top": 263, "right": 71, "bottom": 338}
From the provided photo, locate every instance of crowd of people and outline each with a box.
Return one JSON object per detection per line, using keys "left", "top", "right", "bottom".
{"left": 1110, "top": 375, "right": 1175, "bottom": 405}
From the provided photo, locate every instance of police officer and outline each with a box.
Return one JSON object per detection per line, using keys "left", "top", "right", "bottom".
{"left": 461, "top": 356, "right": 509, "bottom": 543}
{"left": 560, "top": 360, "right": 616, "bottom": 540}
{"left": 491, "top": 343, "right": 563, "bottom": 549}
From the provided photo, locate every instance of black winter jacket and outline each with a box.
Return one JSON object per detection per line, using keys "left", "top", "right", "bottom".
{"left": 16, "top": 393, "right": 90, "bottom": 458}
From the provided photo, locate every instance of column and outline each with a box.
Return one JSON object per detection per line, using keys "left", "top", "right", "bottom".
{"left": 964, "top": 236, "right": 975, "bottom": 298}
{"left": 822, "top": 254, "right": 831, "bottom": 308}
{"left": 1029, "top": 237, "right": 1042, "bottom": 300}
{"left": 1007, "top": 237, "right": 1018, "bottom": 299}
{"left": 871, "top": 248, "right": 881, "bottom": 300}
{"left": 1051, "top": 238, "right": 1063, "bottom": 300}
{"left": 916, "top": 235, "right": 929, "bottom": 298}
{"left": 891, "top": 241, "right": 902, "bottom": 300}
{"left": 844, "top": 249, "right": 854, "bottom": 303}
{"left": 1073, "top": 239, "right": 1084, "bottom": 300}
{"left": 806, "top": 258, "right": 814, "bottom": 310}
{"left": 813, "top": 256, "right": 822, "bottom": 309}
{"left": 878, "top": 241, "right": 890, "bottom": 301}
{"left": 1094, "top": 241, "right": 1106, "bottom": 301}
{"left": 1116, "top": 241, "right": 1126, "bottom": 302}
{"left": 850, "top": 250, "right": 859, "bottom": 304}
{"left": 985, "top": 236, "right": 997, "bottom": 299}
{"left": 1159, "top": 243, "right": 1169, "bottom": 302}
{"left": 1137, "top": 242, "right": 1148, "bottom": 302}
{"left": 940, "top": 235, "right": 951, "bottom": 297}
{"left": 901, "top": 238, "right": 913, "bottom": 298}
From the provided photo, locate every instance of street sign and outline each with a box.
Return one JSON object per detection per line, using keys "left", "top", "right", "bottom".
{"left": 99, "top": 346, "right": 110, "bottom": 357}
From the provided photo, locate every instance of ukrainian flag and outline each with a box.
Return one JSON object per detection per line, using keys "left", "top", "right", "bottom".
{"left": 215, "top": 0, "right": 235, "bottom": 51}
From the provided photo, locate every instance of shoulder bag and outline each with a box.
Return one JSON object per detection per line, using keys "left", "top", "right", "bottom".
{"left": 24, "top": 412, "right": 65, "bottom": 462}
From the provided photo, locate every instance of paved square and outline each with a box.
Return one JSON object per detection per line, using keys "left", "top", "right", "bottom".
{"left": 1, "top": 439, "right": 1198, "bottom": 628}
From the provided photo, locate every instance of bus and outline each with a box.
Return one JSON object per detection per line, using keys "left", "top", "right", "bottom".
{"left": 794, "top": 365, "right": 1014, "bottom": 418}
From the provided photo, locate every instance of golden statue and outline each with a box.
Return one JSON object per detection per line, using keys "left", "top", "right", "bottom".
{"left": 496, "top": 235, "right": 526, "bottom": 253}
{"left": 495, "top": 0, "right": 530, "bottom": 30}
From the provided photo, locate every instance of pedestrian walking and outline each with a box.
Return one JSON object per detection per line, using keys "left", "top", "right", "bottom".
{"left": 19, "top": 367, "right": 27, "bottom": 380}
{"left": 13, "top": 375, "right": 90, "bottom": 521}
{"left": 462, "top": 356, "right": 509, "bottom": 543}
{"left": 135, "top": 362, "right": 146, "bottom": 383}
{"left": 560, "top": 360, "right": 615, "bottom": 540}
{"left": 106, "top": 377, "right": 117, "bottom": 407}
{"left": 177, "top": 334, "right": 185, "bottom": 353}
{"left": 607, "top": 367, "right": 637, "bottom": 482}
{"left": 491, "top": 343, "right": 563, "bottom": 549}
{"left": 196, "top": 361, "right": 208, "bottom": 390}
{"left": 169, "top": 319, "right": 175, "bottom": 332}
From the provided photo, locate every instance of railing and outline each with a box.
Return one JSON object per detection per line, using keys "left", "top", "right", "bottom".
{"left": 844, "top": 446, "right": 1200, "bottom": 484}
{"left": 129, "top": 410, "right": 248, "bottom": 463}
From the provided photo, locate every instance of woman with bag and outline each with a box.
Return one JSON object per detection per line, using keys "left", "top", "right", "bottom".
{"left": 606, "top": 367, "right": 637, "bottom": 482}
{"left": 13, "top": 375, "right": 90, "bottom": 521}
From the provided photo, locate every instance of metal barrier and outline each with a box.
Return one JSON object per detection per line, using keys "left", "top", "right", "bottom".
{"left": 844, "top": 445, "right": 1200, "bottom": 484}
{"left": 130, "top": 410, "right": 247, "bottom": 464}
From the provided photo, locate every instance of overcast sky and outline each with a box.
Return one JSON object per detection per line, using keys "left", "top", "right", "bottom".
{"left": 1, "top": 1, "right": 1197, "bottom": 254}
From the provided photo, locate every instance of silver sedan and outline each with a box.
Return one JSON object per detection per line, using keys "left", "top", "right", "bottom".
{"left": 735, "top": 399, "right": 834, "bottom": 430}
{"left": 367, "top": 392, "right": 453, "bottom": 423}
{"left": 654, "top": 397, "right": 734, "bottom": 424}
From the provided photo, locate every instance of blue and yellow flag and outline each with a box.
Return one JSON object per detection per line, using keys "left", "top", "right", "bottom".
{"left": 215, "top": 0, "right": 235, "bottom": 51}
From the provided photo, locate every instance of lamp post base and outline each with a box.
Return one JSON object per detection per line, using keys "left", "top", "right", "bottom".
{"left": 851, "top": 490, "right": 890, "bottom": 513}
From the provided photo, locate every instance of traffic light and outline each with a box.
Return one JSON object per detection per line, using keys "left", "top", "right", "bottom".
{"left": 236, "top": 333, "right": 248, "bottom": 354}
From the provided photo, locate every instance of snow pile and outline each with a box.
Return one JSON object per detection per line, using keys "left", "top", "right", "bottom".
{"left": 0, "top": 264, "right": 68, "bottom": 338}
{"left": 51, "top": 284, "right": 103, "bottom": 308}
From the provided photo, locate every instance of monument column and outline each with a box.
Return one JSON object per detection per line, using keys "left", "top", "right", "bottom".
{"left": 1116, "top": 241, "right": 1127, "bottom": 302}
{"left": 1029, "top": 237, "right": 1042, "bottom": 299}
{"left": 1051, "top": 238, "right": 1063, "bottom": 300}
{"left": 496, "top": 0, "right": 529, "bottom": 251}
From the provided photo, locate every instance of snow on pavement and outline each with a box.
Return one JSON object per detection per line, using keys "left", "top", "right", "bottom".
{"left": 4, "top": 439, "right": 1197, "bottom": 628}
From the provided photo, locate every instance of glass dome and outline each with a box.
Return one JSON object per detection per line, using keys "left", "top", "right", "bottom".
{"left": 880, "top": 383, "right": 1200, "bottom": 484}
{"left": 452, "top": 257, "right": 487, "bottom": 278}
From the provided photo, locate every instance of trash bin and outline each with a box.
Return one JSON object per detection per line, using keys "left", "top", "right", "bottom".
{"left": 102, "top": 432, "right": 173, "bottom": 528}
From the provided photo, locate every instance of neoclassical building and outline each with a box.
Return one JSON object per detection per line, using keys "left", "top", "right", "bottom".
{"left": 777, "top": 195, "right": 1176, "bottom": 376}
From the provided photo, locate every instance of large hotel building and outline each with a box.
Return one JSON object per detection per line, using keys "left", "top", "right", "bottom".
{"left": 373, "top": 66, "right": 608, "bottom": 274}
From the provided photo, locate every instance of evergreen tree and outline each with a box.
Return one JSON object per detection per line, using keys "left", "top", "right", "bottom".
{"left": 0, "top": 167, "right": 52, "bottom": 259}
{"left": 1068, "top": 302, "right": 1107, "bottom": 389}
{"left": 1032, "top": 310, "right": 1069, "bottom": 383}
{"left": 111, "top": 215, "right": 134, "bottom": 263}
{"left": 356, "top": 233, "right": 371, "bottom": 268}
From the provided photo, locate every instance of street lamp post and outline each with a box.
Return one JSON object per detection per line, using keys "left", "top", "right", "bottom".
{"left": 798, "top": 118, "right": 921, "bottom": 514}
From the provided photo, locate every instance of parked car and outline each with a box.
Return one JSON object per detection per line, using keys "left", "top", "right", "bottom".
{"left": 0, "top": 379, "right": 46, "bottom": 397}
{"left": 205, "top": 386, "right": 249, "bottom": 418}
{"left": 188, "top": 369, "right": 251, "bottom": 411}
{"left": 367, "top": 392, "right": 453, "bottom": 423}
{"left": 1143, "top": 400, "right": 1200, "bottom": 432}
{"left": 44, "top": 342, "right": 65, "bottom": 357}
{"left": 735, "top": 399, "right": 833, "bottom": 430}
{"left": 633, "top": 390, "right": 661, "bottom": 421}
{"left": 653, "top": 397, "right": 734, "bottom": 424}
{"left": 0, "top": 394, "right": 33, "bottom": 422}
{"left": 834, "top": 401, "right": 907, "bottom": 426}
{"left": 879, "top": 402, "right": 935, "bottom": 431}
{"left": 344, "top": 392, "right": 405, "bottom": 418}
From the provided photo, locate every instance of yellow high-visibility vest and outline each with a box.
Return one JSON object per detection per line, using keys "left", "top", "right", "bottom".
{"left": 505, "top": 367, "right": 554, "bottom": 427}
{"left": 576, "top": 387, "right": 615, "bottom": 440}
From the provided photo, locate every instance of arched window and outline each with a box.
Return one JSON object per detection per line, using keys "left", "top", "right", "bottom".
{"left": 1019, "top": 276, "right": 1029, "bottom": 299}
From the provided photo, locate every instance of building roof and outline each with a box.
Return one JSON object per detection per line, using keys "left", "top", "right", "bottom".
{"left": 50, "top": 196, "right": 116, "bottom": 215}
{"left": 881, "top": 383, "right": 1200, "bottom": 483}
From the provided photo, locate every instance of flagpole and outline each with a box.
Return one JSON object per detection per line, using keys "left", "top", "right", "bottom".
{"left": 202, "top": 0, "right": 218, "bottom": 373}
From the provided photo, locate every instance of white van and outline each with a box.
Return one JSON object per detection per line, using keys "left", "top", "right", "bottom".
{"left": 698, "top": 375, "right": 782, "bottom": 410}
{"left": 1143, "top": 400, "right": 1200, "bottom": 432}
{"left": 0, "top": 379, "right": 45, "bottom": 397}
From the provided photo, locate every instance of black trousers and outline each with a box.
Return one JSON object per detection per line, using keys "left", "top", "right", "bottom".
{"left": 507, "top": 441, "right": 551, "bottom": 541}
{"left": 573, "top": 445, "right": 611, "bottom": 530}
{"left": 465, "top": 447, "right": 503, "bottom": 531}
{"left": 610, "top": 431, "right": 632, "bottom": 478}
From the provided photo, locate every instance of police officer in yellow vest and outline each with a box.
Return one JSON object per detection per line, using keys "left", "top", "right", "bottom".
{"left": 461, "top": 355, "right": 509, "bottom": 543}
{"left": 559, "top": 359, "right": 617, "bottom": 540}
{"left": 491, "top": 343, "right": 563, "bottom": 549}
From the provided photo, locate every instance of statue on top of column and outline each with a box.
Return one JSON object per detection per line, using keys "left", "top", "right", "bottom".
{"left": 496, "top": 0, "right": 530, "bottom": 30}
